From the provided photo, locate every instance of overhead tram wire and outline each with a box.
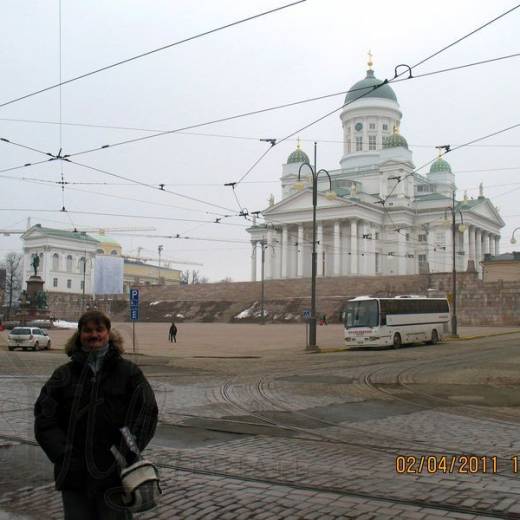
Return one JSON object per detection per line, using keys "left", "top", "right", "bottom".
{"left": 64, "top": 158, "right": 238, "bottom": 214}
{"left": 0, "top": 0, "right": 306, "bottom": 111}
{"left": 62, "top": 48, "right": 520, "bottom": 162}
{"left": 0, "top": 174, "right": 248, "bottom": 219}
{"left": 405, "top": 4, "right": 520, "bottom": 73}
{"left": 110, "top": 233, "right": 249, "bottom": 244}
{"left": 230, "top": 2, "right": 520, "bottom": 184}
{"left": 0, "top": 136, "right": 56, "bottom": 158}
{"left": 1, "top": 52, "right": 519, "bottom": 175}
{"left": 383, "top": 122, "right": 520, "bottom": 205}
{"left": 235, "top": 57, "right": 520, "bottom": 185}
{"left": 0, "top": 208, "right": 247, "bottom": 227}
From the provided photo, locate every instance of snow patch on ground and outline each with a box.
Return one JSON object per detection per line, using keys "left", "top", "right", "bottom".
{"left": 149, "top": 301, "right": 161, "bottom": 306}
{"left": 53, "top": 320, "right": 77, "bottom": 329}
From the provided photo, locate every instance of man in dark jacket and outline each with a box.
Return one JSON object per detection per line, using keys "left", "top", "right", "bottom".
{"left": 168, "top": 322, "right": 177, "bottom": 343}
{"left": 34, "top": 311, "right": 158, "bottom": 519}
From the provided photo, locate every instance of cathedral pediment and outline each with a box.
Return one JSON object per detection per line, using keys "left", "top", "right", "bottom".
{"left": 461, "top": 198, "right": 505, "bottom": 226}
{"left": 262, "top": 189, "right": 348, "bottom": 215}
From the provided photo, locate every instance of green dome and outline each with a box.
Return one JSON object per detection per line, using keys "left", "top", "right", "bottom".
{"left": 345, "top": 69, "right": 398, "bottom": 104}
{"left": 287, "top": 147, "right": 309, "bottom": 164}
{"left": 430, "top": 157, "right": 452, "bottom": 174}
{"left": 383, "top": 132, "right": 408, "bottom": 149}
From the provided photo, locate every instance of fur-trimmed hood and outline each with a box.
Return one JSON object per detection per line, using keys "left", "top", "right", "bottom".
{"left": 64, "top": 328, "right": 125, "bottom": 356}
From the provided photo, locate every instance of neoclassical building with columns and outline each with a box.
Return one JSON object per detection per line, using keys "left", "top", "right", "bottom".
{"left": 247, "top": 59, "right": 504, "bottom": 281}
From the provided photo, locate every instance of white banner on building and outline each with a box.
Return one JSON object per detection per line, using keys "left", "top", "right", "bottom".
{"left": 94, "top": 256, "right": 123, "bottom": 294}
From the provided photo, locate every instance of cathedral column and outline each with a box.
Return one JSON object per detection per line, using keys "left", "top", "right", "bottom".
{"left": 463, "top": 226, "right": 470, "bottom": 271}
{"left": 281, "top": 226, "right": 288, "bottom": 279}
{"left": 475, "top": 229, "right": 482, "bottom": 274}
{"left": 265, "top": 228, "right": 273, "bottom": 280}
{"left": 482, "top": 231, "right": 490, "bottom": 258}
{"left": 317, "top": 223, "right": 324, "bottom": 277}
{"left": 487, "top": 234, "right": 494, "bottom": 257}
{"left": 495, "top": 236, "right": 500, "bottom": 256}
{"left": 350, "top": 219, "right": 358, "bottom": 275}
{"left": 468, "top": 226, "right": 476, "bottom": 269}
{"left": 397, "top": 230, "right": 406, "bottom": 275}
{"left": 342, "top": 221, "right": 350, "bottom": 275}
{"left": 333, "top": 221, "right": 341, "bottom": 276}
{"left": 297, "top": 224, "right": 304, "bottom": 277}
{"left": 250, "top": 241, "right": 257, "bottom": 282}
{"left": 368, "top": 225, "right": 376, "bottom": 275}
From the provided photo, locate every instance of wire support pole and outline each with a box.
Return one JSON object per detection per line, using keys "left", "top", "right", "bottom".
{"left": 260, "top": 241, "right": 266, "bottom": 326}
{"left": 451, "top": 190, "right": 458, "bottom": 338}
{"left": 298, "top": 142, "right": 332, "bottom": 351}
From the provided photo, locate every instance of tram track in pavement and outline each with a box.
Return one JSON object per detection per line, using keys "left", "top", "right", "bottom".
{"left": 208, "top": 373, "right": 520, "bottom": 472}
{"left": 162, "top": 338, "right": 520, "bottom": 460}
{"left": 363, "top": 340, "right": 520, "bottom": 426}
{"left": 1, "top": 432, "right": 519, "bottom": 520}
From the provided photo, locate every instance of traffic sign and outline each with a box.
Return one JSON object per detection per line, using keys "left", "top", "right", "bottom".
{"left": 303, "top": 309, "right": 311, "bottom": 320}
{"left": 130, "top": 288, "right": 139, "bottom": 305}
{"left": 130, "top": 306, "right": 139, "bottom": 321}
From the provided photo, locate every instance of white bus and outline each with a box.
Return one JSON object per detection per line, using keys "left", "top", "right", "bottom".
{"left": 344, "top": 296, "right": 450, "bottom": 348}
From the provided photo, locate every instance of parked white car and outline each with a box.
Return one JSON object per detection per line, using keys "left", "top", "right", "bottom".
{"left": 8, "top": 327, "right": 51, "bottom": 351}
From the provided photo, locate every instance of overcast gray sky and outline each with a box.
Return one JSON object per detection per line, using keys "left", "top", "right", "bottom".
{"left": 1, "top": 0, "right": 519, "bottom": 281}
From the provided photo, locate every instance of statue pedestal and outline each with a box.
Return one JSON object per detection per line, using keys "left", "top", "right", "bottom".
{"left": 17, "top": 276, "right": 50, "bottom": 324}
{"left": 26, "top": 276, "right": 44, "bottom": 299}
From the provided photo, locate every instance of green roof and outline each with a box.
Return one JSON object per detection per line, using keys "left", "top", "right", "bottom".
{"left": 430, "top": 157, "right": 452, "bottom": 174}
{"left": 345, "top": 69, "right": 398, "bottom": 104}
{"left": 456, "top": 198, "right": 484, "bottom": 210}
{"left": 26, "top": 225, "right": 98, "bottom": 243}
{"left": 287, "top": 147, "right": 309, "bottom": 164}
{"left": 90, "top": 234, "right": 121, "bottom": 246}
{"left": 416, "top": 193, "right": 451, "bottom": 201}
{"left": 383, "top": 133, "right": 408, "bottom": 149}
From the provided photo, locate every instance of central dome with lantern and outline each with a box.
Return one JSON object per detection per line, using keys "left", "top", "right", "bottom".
{"left": 339, "top": 52, "right": 403, "bottom": 169}
{"left": 345, "top": 69, "right": 398, "bottom": 104}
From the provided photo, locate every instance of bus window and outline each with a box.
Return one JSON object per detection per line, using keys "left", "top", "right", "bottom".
{"left": 345, "top": 300, "right": 379, "bottom": 328}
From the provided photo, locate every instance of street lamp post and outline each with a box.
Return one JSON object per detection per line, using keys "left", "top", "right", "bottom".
{"left": 260, "top": 239, "right": 266, "bottom": 325}
{"left": 297, "top": 158, "right": 334, "bottom": 350}
{"left": 510, "top": 227, "right": 520, "bottom": 244}
{"left": 157, "top": 245, "right": 163, "bottom": 285}
{"left": 451, "top": 191, "right": 465, "bottom": 337}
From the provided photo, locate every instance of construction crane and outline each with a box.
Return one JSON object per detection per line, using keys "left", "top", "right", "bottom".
{"left": 122, "top": 254, "right": 203, "bottom": 267}
{"left": 0, "top": 226, "right": 156, "bottom": 236}
{"left": 74, "top": 227, "right": 156, "bottom": 235}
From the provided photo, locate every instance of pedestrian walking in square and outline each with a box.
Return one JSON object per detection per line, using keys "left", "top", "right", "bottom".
{"left": 168, "top": 321, "right": 178, "bottom": 343}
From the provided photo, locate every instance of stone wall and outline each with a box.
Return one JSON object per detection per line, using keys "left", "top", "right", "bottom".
{"left": 40, "top": 273, "right": 520, "bottom": 326}
{"left": 46, "top": 292, "right": 126, "bottom": 321}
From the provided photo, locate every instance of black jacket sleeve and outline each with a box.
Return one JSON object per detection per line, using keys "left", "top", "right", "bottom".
{"left": 125, "top": 366, "right": 158, "bottom": 453}
{"left": 34, "top": 367, "right": 69, "bottom": 463}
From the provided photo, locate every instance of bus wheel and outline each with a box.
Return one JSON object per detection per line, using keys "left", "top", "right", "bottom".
{"left": 392, "top": 333, "right": 402, "bottom": 349}
{"left": 429, "top": 330, "right": 439, "bottom": 345}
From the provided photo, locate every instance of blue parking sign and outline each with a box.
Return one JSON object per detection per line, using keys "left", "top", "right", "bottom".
{"left": 303, "top": 309, "right": 311, "bottom": 320}
{"left": 130, "top": 288, "right": 139, "bottom": 305}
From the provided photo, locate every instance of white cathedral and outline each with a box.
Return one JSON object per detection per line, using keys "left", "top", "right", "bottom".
{"left": 247, "top": 57, "right": 504, "bottom": 281}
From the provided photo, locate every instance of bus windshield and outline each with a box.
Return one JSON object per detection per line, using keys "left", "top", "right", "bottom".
{"left": 344, "top": 300, "right": 379, "bottom": 328}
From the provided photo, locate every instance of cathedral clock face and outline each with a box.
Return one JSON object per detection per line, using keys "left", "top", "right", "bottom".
{"left": 355, "top": 122, "right": 363, "bottom": 132}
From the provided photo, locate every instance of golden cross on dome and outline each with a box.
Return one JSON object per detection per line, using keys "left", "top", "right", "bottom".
{"left": 367, "top": 50, "right": 373, "bottom": 70}
{"left": 297, "top": 137, "right": 301, "bottom": 149}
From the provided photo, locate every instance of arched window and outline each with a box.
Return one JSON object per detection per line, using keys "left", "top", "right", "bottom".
{"left": 52, "top": 253, "right": 59, "bottom": 271}
{"left": 66, "top": 255, "right": 73, "bottom": 273}
{"left": 96, "top": 249, "right": 104, "bottom": 254}
{"left": 110, "top": 250, "right": 118, "bottom": 256}
{"left": 79, "top": 257, "right": 86, "bottom": 272}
